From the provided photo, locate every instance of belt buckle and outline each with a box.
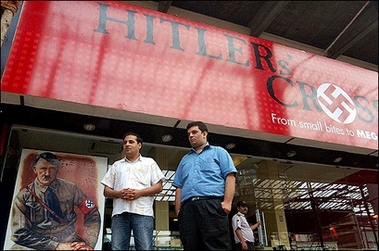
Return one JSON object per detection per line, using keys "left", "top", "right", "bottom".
{"left": 191, "top": 196, "right": 200, "bottom": 201}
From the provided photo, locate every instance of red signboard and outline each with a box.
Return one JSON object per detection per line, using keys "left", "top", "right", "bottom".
{"left": 1, "top": 1, "right": 378, "bottom": 150}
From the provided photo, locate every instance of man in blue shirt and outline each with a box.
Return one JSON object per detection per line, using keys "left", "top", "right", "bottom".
{"left": 173, "top": 121, "right": 237, "bottom": 250}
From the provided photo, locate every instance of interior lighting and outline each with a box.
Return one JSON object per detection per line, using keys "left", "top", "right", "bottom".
{"left": 83, "top": 123, "right": 96, "bottom": 131}
{"left": 333, "top": 157, "right": 343, "bottom": 163}
{"left": 161, "top": 134, "right": 172, "bottom": 142}
{"left": 287, "top": 151, "right": 296, "bottom": 158}
{"left": 225, "top": 143, "right": 236, "bottom": 149}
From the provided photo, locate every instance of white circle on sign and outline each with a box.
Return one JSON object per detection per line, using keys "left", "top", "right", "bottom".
{"left": 317, "top": 83, "right": 356, "bottom": 124}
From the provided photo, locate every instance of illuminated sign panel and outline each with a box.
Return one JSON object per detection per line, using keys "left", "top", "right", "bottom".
{"left": 1, "top": 1, "right": 378, "bottom": 150}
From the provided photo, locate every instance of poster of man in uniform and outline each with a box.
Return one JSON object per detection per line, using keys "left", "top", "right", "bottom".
{"left": 3, "top": 149, "right": 107, "bottom": 250}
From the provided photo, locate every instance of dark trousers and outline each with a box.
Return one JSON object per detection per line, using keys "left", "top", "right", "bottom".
{"left": 178, "top": 197, "right": 232, "bottom": 250}
{"left": 235, "top": 241, "right": 255, "bottom": 250}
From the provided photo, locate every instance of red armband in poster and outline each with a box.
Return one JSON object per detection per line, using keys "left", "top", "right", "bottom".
{"left": 78, "top": 198, "right": 96, "bottom": 215}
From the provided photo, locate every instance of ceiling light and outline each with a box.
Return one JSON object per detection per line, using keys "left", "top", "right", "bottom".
{"left": 225, "top": 143, "right": 236, "bottom": 149}
{"left": 83, "top": 123, "right": 96, "bottom": 131}
{"left": 161, "top": 134, "right": 172, "bottom": 142}
{"left": 287, "top": 151, "right": 296, "bottom": 158}
{"left": 333, "top": 157, "right": 342, "bottom": 163}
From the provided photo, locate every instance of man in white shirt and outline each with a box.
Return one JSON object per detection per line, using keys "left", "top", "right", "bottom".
{"left": 101, "top": 132, "right": 165, "bottom": 250}
{"left": 232, "top": 200, "right": 261, "bottom": 250}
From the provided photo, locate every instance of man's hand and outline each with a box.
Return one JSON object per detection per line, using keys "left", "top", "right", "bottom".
{"left": 56, "top": 242, "right": 93, "bottom": 250}
{"left": 71, "top": 242, "right": 94, "bottom": 250}
{"left": 221, "top": 201, "right": 232, "bottom": 214}
{"left": 121, "top": 188, "right": 141, "bottom": 201}
{"left": 56, "top": 242, "right": 72, "bottom": 250}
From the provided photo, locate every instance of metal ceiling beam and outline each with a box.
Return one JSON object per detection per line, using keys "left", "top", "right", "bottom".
{"left": 324, "top": 1, "right": 377, "bottom": 59}
{"left": 326, "top": 18, "right": 378, "bottom": 59}
{"left": 248, "top": 1, "right": 289, "bottom": 37}
{"left": 157, "top": 1, "right": 172, "bottom": 13}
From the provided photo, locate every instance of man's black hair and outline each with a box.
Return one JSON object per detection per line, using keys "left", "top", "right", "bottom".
{"left": 34, "top": 152, "right": 60, "bottom": 166}
{"left": 186, "top": 121, "right": 208, "bottom": 133}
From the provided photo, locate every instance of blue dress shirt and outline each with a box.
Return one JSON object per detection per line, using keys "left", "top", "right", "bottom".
{"left": 173, "top": 143, "right": 237, "bottom": 203}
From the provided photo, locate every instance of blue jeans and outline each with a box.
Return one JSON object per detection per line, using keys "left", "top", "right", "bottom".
{"left": 111, "top": 212, "right": 154, "bottom": 250}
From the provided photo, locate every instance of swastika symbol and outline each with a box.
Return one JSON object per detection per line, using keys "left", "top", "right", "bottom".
{"left": 86, "top": 199, "right": 95, "bottom": 209}
{"left": 317, "top": 83, "right": 356, "bottom": 124}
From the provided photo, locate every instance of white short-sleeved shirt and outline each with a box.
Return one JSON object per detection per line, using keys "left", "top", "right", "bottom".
{"left": 101, "top": 155, "right": 165, "bottom": 217}
{"left": 231, "top": 212, "right": 255, "bottom": 243}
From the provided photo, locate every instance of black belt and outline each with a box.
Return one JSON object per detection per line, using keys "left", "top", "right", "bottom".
{"left": 237, "top": 241, "right": 254, "bottom": 244}
{"left": 236, "top": 241, "right": 255, "bottom": 247}
{"left": 183, "top": 196, "right": 223, "bottom": 204}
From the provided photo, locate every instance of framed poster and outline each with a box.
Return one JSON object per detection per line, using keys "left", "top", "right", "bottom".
{"left": 3, "top": 149, "right": 107, "bottom": 250}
